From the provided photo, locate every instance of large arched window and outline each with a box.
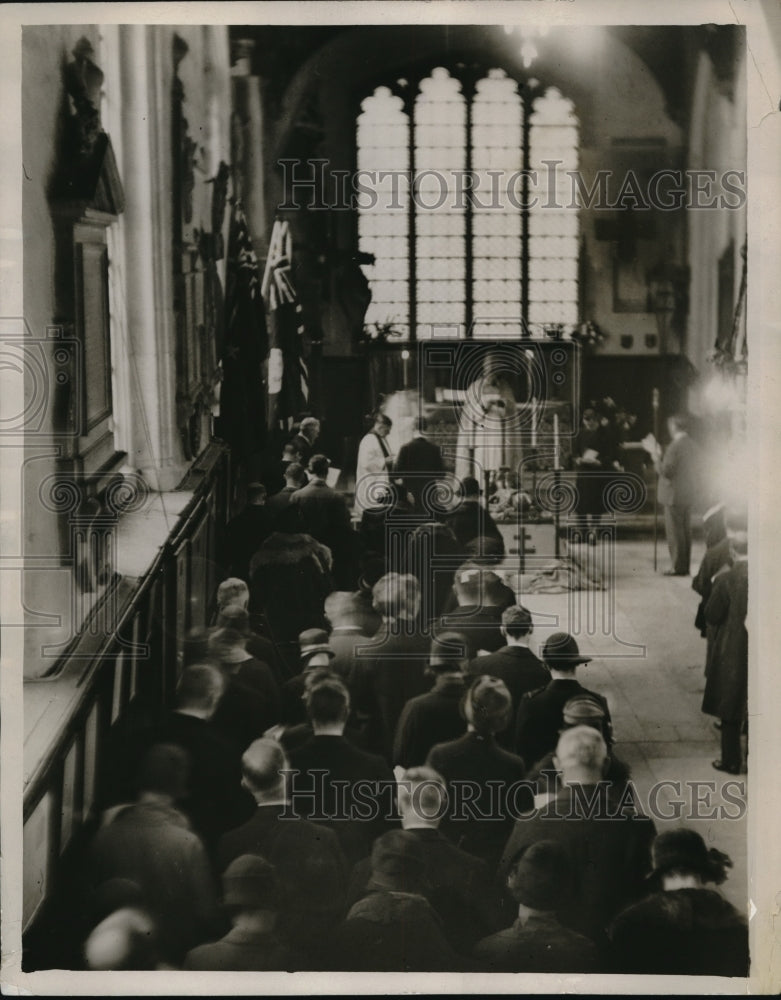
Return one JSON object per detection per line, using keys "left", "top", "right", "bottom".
{"left": 357, "top": 67, "right": 579, "bottom": 341}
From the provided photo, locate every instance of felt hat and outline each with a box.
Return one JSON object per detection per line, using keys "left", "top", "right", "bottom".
{"left": 366, "top": 830, "right": 430, "bottom": 894}
{"left": 648, "top": 829, "right": 731, "bottom": 884}
{"left": 222, "top": 855, "right": 279, "bottom": 909}
{"left": 429, "top": 631, "right": 468, "bottom": 667}
{"left": 541, "top": 632, "right": 592, "bottom": 666}
{"left": 507, "top": 841, "right": 571, "bottom": 910}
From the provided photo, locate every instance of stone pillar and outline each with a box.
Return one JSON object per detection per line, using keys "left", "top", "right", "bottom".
{"left": 119, "top": 25, "right": 187, "bottom": 492}
{"left": 231, "top": 39, "right": 268, "bottom": 254}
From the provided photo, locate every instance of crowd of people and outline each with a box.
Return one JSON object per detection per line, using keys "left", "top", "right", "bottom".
{"left": 79, "top": 410, "right": 748, "bottom": 976}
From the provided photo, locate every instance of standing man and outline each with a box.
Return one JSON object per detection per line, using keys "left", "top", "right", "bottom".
{"left": 444, "top": 477, "right": 505, "bottom": 557}
{"left": 572, "top": 408, "right": 613, "bottom": 545}
{"left": 513, "top": 631, "right": 611, "bottom": 770}
{"left": 498, "top": 727, "right": 656, "bottom": 947}
{"left": 89, "top": 744, "right": 220, "bottom": 963}
{"left": 701, "top": 529, "right": 748, "bottom": 774}
{"left": 466, "top": 605, "right": 548, "bottom": 725}
{"left": 394, "top": 416, "right": 446, "bottom": 511}
{"left": 266, "top": 462, "right": 307, "bottom": 532}
{"left": 655, "top": 414, "right": 700, "bottom": 576}
{"left": 392, "top": 632, "right": 469, "bottom": 769}
{"left": 217, "top": 738, "right": 348, "bottom": 961}
{"left": 345, "top": 767, "right": 502, "bottom": 954}
{"left": 355, "top": 412, "right": 394, "bottom": 513}
{"left": 225, "top": 483, "right": 274, "bottom": 583}
{"left": 437, "top": 563, "right": 506, "bottom": 659}
{"left": 348, "top": 573, "right": 432, "bottom": 758}
{"left": 287, "top": 678, "right": 397, "bottom": 864}
{"left": 290, "top": 454, "right": 354, "bottom": 586}
{"left": 289, "top": 416, "right": 321, "bottom": 470}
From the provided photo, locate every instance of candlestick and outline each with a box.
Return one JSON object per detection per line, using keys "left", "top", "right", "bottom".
{"left": 553, "top": 412, "right": 560, "bottom": 470}
{"left": 470, "top": 395, "right": 478, "bottom": 475}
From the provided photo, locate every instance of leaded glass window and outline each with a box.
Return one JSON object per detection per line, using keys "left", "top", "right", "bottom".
{"left": 357, "top": 86, "right": 411, "bottom": 339}
{"left": 356, "top": 68, "right": 579, "bottom": 341}
{"left": 528, "top": 86, "right": 579, "bottom": 327}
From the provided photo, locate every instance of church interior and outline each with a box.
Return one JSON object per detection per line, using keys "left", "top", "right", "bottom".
{"left": 6, "top": 10, "right": 780, "bottom": 984}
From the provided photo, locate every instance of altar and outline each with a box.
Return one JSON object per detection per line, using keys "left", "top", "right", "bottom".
{"left": 419, "top": 392, "right": 574, "bottom": 498}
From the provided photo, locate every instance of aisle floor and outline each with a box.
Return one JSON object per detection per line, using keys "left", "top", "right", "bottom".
{"left": 493, "top": 526, "right": 748, "bottom": 913}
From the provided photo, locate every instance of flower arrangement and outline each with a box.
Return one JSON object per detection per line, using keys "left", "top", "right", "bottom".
{"left": 360, "top": 319, "right": 406, "bottom": 343}
{"left": 707, "top": 346, "right": 747, "bottom": 379}
{"left": 571, "top": 320, "right": 607, "bottom": 351}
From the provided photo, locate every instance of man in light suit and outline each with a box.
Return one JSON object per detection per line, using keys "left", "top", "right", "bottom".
{"left": 355, "top": 412, "right": 394, "bottom": 513}
{"left": 393, "top": 416, "right": 445, "bottom": 511}
{"left": 655, "top": 414, "right": 701, "bottom": 576}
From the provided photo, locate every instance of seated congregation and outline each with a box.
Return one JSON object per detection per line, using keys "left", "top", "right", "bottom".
{"left": 79, "top": 439, "right": 748, "bottom": 976}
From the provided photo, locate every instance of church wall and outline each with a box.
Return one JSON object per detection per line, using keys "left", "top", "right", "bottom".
{"left": 20, "top": 26, "right": 233, "bottom": 678}
{"left": 575, "top": 31, "right": 685, "bottom": 359}
{"left": 686, "top": 46, "right": 747, "bottom": 378}
{"left": 21, "top": 25, "right": 105, "bottom": 678}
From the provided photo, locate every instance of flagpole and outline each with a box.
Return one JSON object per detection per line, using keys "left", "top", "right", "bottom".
{"left": 652, "top": 387, "right": 659, "bottom": 572}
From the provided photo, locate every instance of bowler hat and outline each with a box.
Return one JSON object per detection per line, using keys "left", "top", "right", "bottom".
{"left": 222, "top": 855, "right": 279, "bottom": 909}
{"left": 541, "top": 631, "right": 592, "bottom": 666}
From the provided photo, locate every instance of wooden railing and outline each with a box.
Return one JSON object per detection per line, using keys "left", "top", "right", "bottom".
{"left": 22, "top": 441, "right": 232, "bottom": 941}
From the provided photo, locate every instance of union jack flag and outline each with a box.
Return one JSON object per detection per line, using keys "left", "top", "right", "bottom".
{"left": 261, "top": 219, "right": 309, "bottom": 431}
{"left": 220, "top": 199, "right": 268, "bottom": 462}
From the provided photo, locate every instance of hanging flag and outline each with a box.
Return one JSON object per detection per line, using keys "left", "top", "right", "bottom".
{"left": 261, "top": 218, "right": 309, "bottom": 431}
{"left": 220, "top": 200, "right": 269, "bottom": 465}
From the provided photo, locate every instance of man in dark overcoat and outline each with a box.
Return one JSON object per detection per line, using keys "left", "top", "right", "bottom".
{"left": 701, "top": 532, "right": 748, "bottom": 774}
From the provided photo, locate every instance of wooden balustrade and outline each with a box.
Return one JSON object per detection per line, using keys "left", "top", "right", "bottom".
{"left": 22, "top": 441, "right": 231, "bottom": 955}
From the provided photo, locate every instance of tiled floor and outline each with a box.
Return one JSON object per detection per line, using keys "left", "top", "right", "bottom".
{"left": 494, "top": 526, "right": 748, "bottom": 913}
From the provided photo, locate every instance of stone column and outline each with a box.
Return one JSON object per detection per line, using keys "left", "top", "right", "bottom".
{"left": 119, "top": 25, "right": 187, "bottom": 491}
